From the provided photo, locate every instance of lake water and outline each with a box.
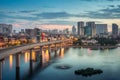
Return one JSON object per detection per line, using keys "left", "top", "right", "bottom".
{"left": 2, "top": 47, "right": 120, "bottom": 80}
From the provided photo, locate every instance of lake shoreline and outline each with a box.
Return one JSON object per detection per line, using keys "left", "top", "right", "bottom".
{"left": 72, "top": 45, "right": 118, "bottom": 50}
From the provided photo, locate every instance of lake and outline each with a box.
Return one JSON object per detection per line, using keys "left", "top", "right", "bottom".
{"left": 2, "top": 47, "right": 120, "bottom": 80}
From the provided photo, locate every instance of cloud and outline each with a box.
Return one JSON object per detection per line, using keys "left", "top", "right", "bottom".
{"left": 47, "top": 20, "right": 75, "bottom": 25}
{"left": 19, "top": 10, "right": 36, "bottom": 13}
{"left": 83, "top": 5, "right": 120, "bottom": 19}
{"left": 37, "top": 24, "right": 72, "bottom": 30}
{"left": 117, "top": 5, "right": 120, "bottom": 8}
{"left": 33, "top": 12, "right": 81, "bottom": 19}
{"left": 0, "top": 11, "right": 38, "bottom": 21}
{"left": 0, "top": 10, "right": 82, "bottom": 22}
{"left": 13, "top": 23, "right": 21, "bottom": 27}
{"left": 109, "top": 5, "right": 115, "bottom": 7}
{"left": 78, "top": 0, "right": 120, "bottom": 2}
{"left": 0, "top": 10, "right": 77, "bottom": 28}
{"left": 0, "top": 10, "right": 36, "bottom": 14}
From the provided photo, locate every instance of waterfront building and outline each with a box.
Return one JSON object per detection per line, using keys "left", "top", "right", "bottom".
{"left": 52, "top": 29, "right": 58, "bottom": 34}
{"left": 96, "top": 24, "right": 108, "bottom": 36}
{"left": 25, "top": 29, "right": 34, "bottom": 37}
{"left": 25, "top": 28, "right": 42, "bottom": 42}
{"left": 63, "top": 28, "right": 69, "bottom": 34}
{"left": 77, "top": 21, "right": 84, "bottom": 36}
{"left": 72, "top": 25, "right": 76, "bottom": 35}
{"left": 0, "top": 23, "right": 12, "bottom": 36}
{"left": 112, "top": 23, "right": 118, "bottom": 36}
{"left": 25, "top": 28, "right": 41, "bottom": 36}
{"left": 84, "top": 26, "right": 92, "bottom": 37}
{"left": 34, "top": 28, "right": 41, "bottom": 42}
{"left": 86, "top": 22, "right": 96, "bottom": 37}
{"left": 21, "top": 29, "right": 25, "bottom": 33}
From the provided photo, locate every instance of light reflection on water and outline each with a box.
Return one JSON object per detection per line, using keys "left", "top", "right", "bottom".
{"left": 45, "top": 50, "right": 50, "bottom": 62}
{"left": 32, "top": 51, "right": 36, "bottom": 61}
{"left": 59, "top": 48, "right": 64, "bottom": 58}
{"left": 24, "top": 52, "right": 30, "bottom": 63}
{"left": 9, "top": 55, "right": 13, "bottom": 69}
{"left": 2, "top": 47, "right": 120, "bottom": 80}
{"left": 41, "top": 50, "right": 49, "bottom": 64}
{"left": 33, "top": 47, "right": 120, "bottom": 80}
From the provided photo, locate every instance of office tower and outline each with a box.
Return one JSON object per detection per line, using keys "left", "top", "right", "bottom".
{"left": 112, "top": 23, "right": 118, "bottom": 35}
{"left": 52, "top": 29, "right": 58, "bottom": 34}
{"left": 13, "top": 30, "right": 16, "bottom": 34}
{"left": 86, "top": 22, "right": 96, "bottom": 37}
{"left": 25, "top": 28, "right": 40, "bottom": 37}
{"left": 72, "top": 25, "right": 76, "bottom": 35}
{"left": 34, "top": 28, "right": 41, "bottom": 42}
{"left": 96, "top": 24, "right": 108, "bottom": 35}
{"left": 77, "top": 21, "right": 84, "bottom": 36}
{"left": 0, "top": 24, "right": 12, "bottom": 36}
{"left": 64, "top": 28, "right": 69, "bottom": 34}
{"left": 21, "top": 29, "right": 25, "bottom": 33}
{"left": 25, "top": 29, "right": 33, "bottom": 37}
{"left": 84, "top": 26, "right": 92, "bottom": 37}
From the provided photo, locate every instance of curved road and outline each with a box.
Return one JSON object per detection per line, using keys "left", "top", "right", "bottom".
{"left": 0, "top": 40, "right": 69, "bottom": 60}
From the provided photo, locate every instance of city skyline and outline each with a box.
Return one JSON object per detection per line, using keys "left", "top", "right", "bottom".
{"left": 0, "top": 0, "right": 120, "bottom": 31}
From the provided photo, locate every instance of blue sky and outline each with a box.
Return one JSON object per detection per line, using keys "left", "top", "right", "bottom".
{"left": 0, "top": 0, "right": 120, "bottom": 31}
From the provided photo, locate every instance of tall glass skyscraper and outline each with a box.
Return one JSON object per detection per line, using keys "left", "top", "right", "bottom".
{"left": 86, "top": 22, "right": 96, "bottom": 37}
{"left": 112, "top": 23, "right": 118, "bottom": 35}
{"left": 84, "top": 26, "right": 92, "bottom": 37}
{"left": 72, "top": 25, "right": 76, "bottom": 35}
{"left": 96, "top": 24, "right": 108, "bottom": 35}
{"left": 77, "top": 21, "right": 84, "bottom": 36}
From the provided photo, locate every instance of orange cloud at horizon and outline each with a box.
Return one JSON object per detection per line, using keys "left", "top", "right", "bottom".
{"left": 13, "top": 23, "right": 21, "bottom": 27}
{"left": 13, "top": 22, "right": 73, "bottom": 31}
{"left": 37, "top": 24, "right": 72, "bottom": 30}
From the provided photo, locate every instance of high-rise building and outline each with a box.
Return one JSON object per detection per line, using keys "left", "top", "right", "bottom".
{"left": 84, "top": 26, "right": 92, "bottom": 37}
{"left": 96, "top": 24, "right": 108, "bottom": 35}
{"left": 72, "top": 25, "right": 76, "bottom": 35}
{"left": 63, "top": 28, "right": 69, "bottom": 34}
{"left": 21, "top": 29, "right": 25, "bottom": 33}
{"left": 0, "top": 24, "right": 12, "bottom": 36}
{"left": 25, "top": 28, "right": 41, "bottom": 37}
{"left": 25, "top": 28, "right": 42, "bottom": 42}
{"left": 25, "top": 29, "right": 33, "bottom": 37}
{"left": 52, "top": 29, "right": 58, "bottom": 34}
{"left": 112, "top": 23, "right": 118, "bottom": 35}
{"left": 86, "top": 22, "right": 96, "bottom": 37}
{"left": 119, "top": 29, "right": 120, "bottom": 35}
{"left": 77, "top": 21, "right": 84, "bottom": 36}
{"left": 13, "top": 30, "right": 16, "bottom": 34}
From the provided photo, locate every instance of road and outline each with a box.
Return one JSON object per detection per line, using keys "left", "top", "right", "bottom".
{"left": 0, "top": 40, "right": 68, "bottom": 60}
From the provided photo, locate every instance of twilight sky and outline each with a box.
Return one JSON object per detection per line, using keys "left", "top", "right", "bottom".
{"left": 0, "top": 0, "right": 120, "bottom": 31}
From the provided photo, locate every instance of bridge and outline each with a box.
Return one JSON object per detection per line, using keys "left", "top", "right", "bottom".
{"left": 0, "top": 39, "right": 72, "bottom": 80}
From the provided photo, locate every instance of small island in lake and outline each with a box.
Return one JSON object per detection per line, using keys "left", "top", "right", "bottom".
{"left": 74, "top": 68, "right": 103, "bottom": 77}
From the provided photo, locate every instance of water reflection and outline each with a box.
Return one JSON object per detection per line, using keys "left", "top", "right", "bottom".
{"left": 45, "top": 50, "right": 50, "bottom": 62}
{"left": 54, "top": 50, "right": 58, "bottom": 57}
{"left": 87, "top": 48, "right": 92, "bottom": 55}
{"left": 2, "top": 47, "right": 67, "bottom": 80}
{"left": 59, "top": 48, "right": 64, "bottom": 58}
{"left": 2, "top": 59, "right": 5, "bottom": 65}
{"left": 16, "top": 66, "right": 20, "bottom": 80}
{"left": 9, "top": 55, "right": 13, "bottom": 69}
{"left": 24, "top": 52, "right": 30, "bottom": 63}
{"left": 42, "top": 50, "right": 45, "bottom": 64}
{"left": 24, "top": 50, "right": 36, "bottom": 63}
{"left": 16, "top": 53, "right": 20, "bottom": 80}
{"left": 32, "top": 51, "right": 36, "bottom": 61}
{"left": 2, "top": 47, "right": 120, "bottom": 80}
{"left": 42, "top": 50, "right": 50, "bottom": 64}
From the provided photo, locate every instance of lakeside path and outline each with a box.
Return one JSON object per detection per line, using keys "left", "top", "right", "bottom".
{"left": 72, "top": 45, "right": 118, "bottom": 50}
